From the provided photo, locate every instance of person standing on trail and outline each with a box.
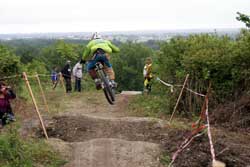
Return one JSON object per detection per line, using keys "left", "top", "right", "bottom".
{"left": 73, "top": 60, "right": 84, "bottom": 92}
{"left": 51, "top": 66, "right": 58, "bottom": 85}
{"left": 143, "top": 57, "right": 153, "bottom": 94}
{"left": 61, "top": 60, "right": 72, "bottom": 93}
{"left": 51, "top": 66, "right": 59, "bottom": 90}
{"left": 0, "top": 82, "right": 16, "bottom": 127}
{"left": 82, "top": 32, "right": 120, "bottom": 90}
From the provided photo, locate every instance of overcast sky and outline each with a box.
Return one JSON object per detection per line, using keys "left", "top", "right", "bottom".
{"left": 0, "top": 0, "right": 249, "bottom": 33}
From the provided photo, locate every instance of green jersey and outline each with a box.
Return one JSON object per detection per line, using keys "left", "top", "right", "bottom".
{"left": 83, "top": 39, "right": 120, "bottom": 60}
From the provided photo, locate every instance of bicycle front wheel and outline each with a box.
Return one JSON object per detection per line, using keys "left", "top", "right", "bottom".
{"left": 98, "top": 70, "right": 115, "bottom": 105}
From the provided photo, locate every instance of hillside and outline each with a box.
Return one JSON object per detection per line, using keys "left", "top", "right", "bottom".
{"left": 16, "top": 91, "right": 250, "bottom": 167}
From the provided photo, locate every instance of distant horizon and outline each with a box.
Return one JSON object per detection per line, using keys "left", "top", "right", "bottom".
{"left": 0, "top": 27, "right": 243, "bottom": 35}
{"left": 1, "top": 0, "right": 249, "bottom": 35}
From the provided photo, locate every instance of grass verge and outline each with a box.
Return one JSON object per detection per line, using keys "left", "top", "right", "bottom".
{"left": 127, "top": 93, "right": 171, "bottom": 118}
{"left": 160, "top": 152, "right": 171, "bottom": 166}
{"left": 0, "top": 124, "right": 66, "bottom": 167}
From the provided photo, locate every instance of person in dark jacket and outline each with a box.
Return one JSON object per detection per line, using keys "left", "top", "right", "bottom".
{"left": 61, "top": 60, "right": 72, "bottom": 93}
{"left": 0, "top": 82, "right": 16, "bottom": 127}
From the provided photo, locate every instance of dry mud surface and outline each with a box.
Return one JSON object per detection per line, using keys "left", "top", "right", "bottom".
{"left": 22, "top": 92, "right": 250, "bottom": 167}
{"left": 45, "top": 93, "right": 165, "bottom": 167}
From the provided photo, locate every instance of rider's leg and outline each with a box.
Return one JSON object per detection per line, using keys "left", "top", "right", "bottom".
{"left": 87, "top": 59, "right": 98, "bottom": 80}
{"left": 88, "top": 69, "right": 97, "bottom": 79}
{"left": 103, "top": 55, "right": 117, "bottom": 87}
{"left": 104, "top": 67, "right": 115, "bottom": 80}
{"left": 87, "top": 60, "right": 102, "bottom": 90}
{"left": 102, "top": 54, "right": 117, "bottom": 85}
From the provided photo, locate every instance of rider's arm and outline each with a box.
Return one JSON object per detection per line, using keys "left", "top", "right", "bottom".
{"left": 83, "top": 40, "right": 96, "bottom": 60}
{"left": 82, "top": 47, "right": 91, "bottom": 61}
{"left": 107, "top": 41, "right": 120, "bottom": 53}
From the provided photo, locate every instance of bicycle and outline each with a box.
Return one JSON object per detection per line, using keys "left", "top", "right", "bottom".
{"left": 95, "top": 62, "right": 115, "bottom": 105}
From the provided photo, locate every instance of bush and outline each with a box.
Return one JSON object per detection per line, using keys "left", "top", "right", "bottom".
{"left": 158, "top": 30, "right": 250, "bottom": 106}
{"left": 0, "top": 125, "right": 66, "bottom": 167}
{"left": 24, "top": 59, "right": 48, "bottom": 75}
{"left": 112, "top": 42, "right": 154, "bottom": 91}
{"left": 0, "top": 45, "right": 21, "bottom": 78}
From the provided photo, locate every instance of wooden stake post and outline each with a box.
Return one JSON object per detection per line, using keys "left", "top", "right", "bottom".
{"left": 35, "top": 73, "right": 49, "bottom": 113}
{"left": 169, "top": 74, "right": 189, "bottom": 123}
{"left": 22, "top": 72, "right": 48, "bottom": 139}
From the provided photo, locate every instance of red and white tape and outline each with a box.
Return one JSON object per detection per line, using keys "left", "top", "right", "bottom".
{"left": 156, "top": 77, "right": 174, "bottom": 92}
{"left": 185, "top": 87, "right": 205, "bottom": 97}
{"left": 0, "top": 75, "right": 20, "bottom": 80}
{"left": 157, "top": 77, "right": 205, "bottom": 97}
{"left": 205, "top": 97, "right": 216, "bottom": 162}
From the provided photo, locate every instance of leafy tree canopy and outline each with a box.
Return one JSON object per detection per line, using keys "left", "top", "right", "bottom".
{"left": 0, "top": 44, "right": 21, "bottom": 78}
{"left": 236, "top": 12, "right": 250, "bottom": 28}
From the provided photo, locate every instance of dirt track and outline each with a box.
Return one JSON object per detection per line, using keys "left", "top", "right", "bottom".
{"left": 45, "top": 92, "right": 166, "bottom": 167}
{"left": 21, "top": 91, "right": 250, "bottom": 167}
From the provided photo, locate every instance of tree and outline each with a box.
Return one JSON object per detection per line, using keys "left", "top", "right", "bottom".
{"left": 158, "top": 34, "right": 238, "bottom": 105}
{"left": 24, "top": 59, "right": 48, "bottom": 75}
{"left": 111, "top": 42, "right": 154, "bottom": 91}
{"left": 0, "top": 45, "right": 21, "bottom": 78}
{"left": 38, "top": 40, "right": 82, "bottom": 71}
{"left": 232, "top": 29, "right": 250, "bottom": 91}
{"left": 236, "top": 12, "right": 250, "bottom": 28}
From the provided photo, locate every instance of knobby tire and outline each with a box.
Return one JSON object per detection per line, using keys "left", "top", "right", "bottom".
{"left": 98, "top": 69, "right": 115, "bottom": 105}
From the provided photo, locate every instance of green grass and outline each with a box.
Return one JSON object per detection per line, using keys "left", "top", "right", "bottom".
{"left": 0, "top": 124, "right": 66, "bottom": 167}
{"left": 3, "top": 76, "right": 99, "bottom": 166}
{"left": 160, "top": 152, "right": 171, "bottom": 166}
{"left": 127, "top": 93, "right": 172, "bottom": 117}
{"left": 127, "top": 92, "right": 193, "bottom": 130}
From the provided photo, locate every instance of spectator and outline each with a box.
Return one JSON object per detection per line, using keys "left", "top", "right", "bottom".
{"left": 143, "top": 57, "right": 153, "bottom": 94}
{"left": 51, "top": 66, "right": 58, "bottom": 86}
{"left": 61, "top": 60, "right": 72, "bottom": 93}
{"left": 0, "top": 82, "right": 16, "bottom": 127}
{"left": 73, "top": 60, "right": 84, "bottom": 92}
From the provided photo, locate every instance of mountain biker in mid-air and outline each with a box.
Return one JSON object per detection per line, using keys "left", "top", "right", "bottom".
{"left": 82, "top": 32, "right": 120, "bottom": 89}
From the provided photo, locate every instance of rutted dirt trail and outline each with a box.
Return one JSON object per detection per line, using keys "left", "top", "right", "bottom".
{"left": 21, "top": 91, "right": 250, "bottom": 167}
{"left": 45, "top": 92, "right": 166, "bottom": 167}
{"left": 50, "top": 138, "right": 162, "bottom": 167}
